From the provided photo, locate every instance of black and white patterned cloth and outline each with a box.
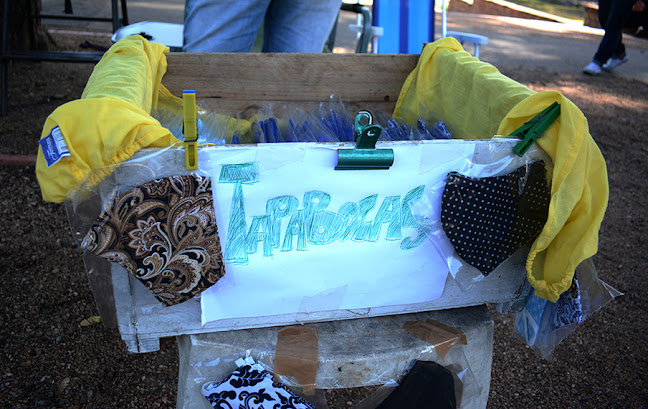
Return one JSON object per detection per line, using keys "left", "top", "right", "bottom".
{"left": 553, "top": 276, "right": 583, "bottom": 329}
{"left": 441, "top": 161, "right": 550, "bottom": 276}
{"left": 202, "top": 358, "right": 315, "bottom": 409}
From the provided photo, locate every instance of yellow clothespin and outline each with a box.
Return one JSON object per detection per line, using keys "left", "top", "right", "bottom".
{"left": 183, "top": 90, "right": 198, "bottom": 170}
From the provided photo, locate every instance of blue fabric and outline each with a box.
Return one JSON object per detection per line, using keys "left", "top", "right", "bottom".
{"left": 515, "top": 276, "right": 584, "bottom": 348}
{"left": 515, "top": 294, "right": 547, "bottom": 346}
{"left": 240, "top": 115, "right": 454, "bottom": 143}
{"left": 183, "top": 0, "right": 342, "bottom": 52}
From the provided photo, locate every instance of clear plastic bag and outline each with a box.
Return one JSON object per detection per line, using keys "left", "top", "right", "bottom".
{"left": 186, "top": 348, "right": 478, "bottom": 409}
{"left": 65, "top": 145, "right": 204, "bottom": 246}
{"left": 153, "top": 94, "right": 457, "bottom": 146}
{"left": 410, "top": 139, "right": 553, "bottom": 291}
{"left": 372, "top": 109, "right": 454, "bottom": 142}
{"left": 312, "top": 94, "right": 356, "bottom": 142}
{"left": 177, "top": 311, "right": 483, "bottom": 409}
{"left": 514, "top": 258, "right": 622, "bottom": 360}
{"left": 152, "top": 101, "right": 231, "bottom": 145}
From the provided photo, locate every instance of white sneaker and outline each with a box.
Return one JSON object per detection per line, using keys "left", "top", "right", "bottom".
{"left": 603, "top": 56, "right": 629, "bottom": 71}
{"left": 583, "top": 61, "right": 602, "bottom": 76}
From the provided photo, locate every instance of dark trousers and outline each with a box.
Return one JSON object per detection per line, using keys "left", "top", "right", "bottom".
{"left": 594, "top": 0, "right": 636, "bottom": 65}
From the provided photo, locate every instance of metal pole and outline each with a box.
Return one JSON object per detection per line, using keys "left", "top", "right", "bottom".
{"left": 111, "top": 0, "right": 119, "bottom": 32}
{"left": 1, "top": 64, "right": 7, "bottom": 118}
{"left": 442, "top": 0, "right": 447, "bottom": 38}
{"left": 1, "top": 0, "right": 8, "bottom": 57}
{"left": 1, "top": 0, "right": 9, "bottom": 117}
{"left": 120, "top": 0, "right": 129, "bottom": 26}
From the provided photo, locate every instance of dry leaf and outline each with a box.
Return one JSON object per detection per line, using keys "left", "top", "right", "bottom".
{"left": 58, "top": 377, "right": 70, "bottom": 394}
{"left": 80, "top": 316, "right": 102, "bottom": 327}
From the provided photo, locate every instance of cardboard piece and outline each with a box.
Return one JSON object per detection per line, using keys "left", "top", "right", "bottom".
{"left": 274, "top": 326, "right": 319, "bottom": 395}
{"left": 402, "top": 319, "right": 467, "bottom": 360}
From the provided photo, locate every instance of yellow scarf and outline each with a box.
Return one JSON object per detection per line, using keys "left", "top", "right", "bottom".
{"left": 394, "top": 39, "right": 608, "bottom": 302}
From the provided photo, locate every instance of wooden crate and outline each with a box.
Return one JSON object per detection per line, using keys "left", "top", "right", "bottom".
{"left": 88, "top": 52, "right": 533, "bottom": 353}
{"left": 163, "top": 53, "right": 420, "bottom": 116}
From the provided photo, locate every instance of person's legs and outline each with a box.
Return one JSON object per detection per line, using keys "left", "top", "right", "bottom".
{"left": 593, "top": 0, "right": 635, "bottom": 65}
{"left": 597, "top": 0, "right": 612, "bottom": 28}
{"left": 262, "top": 0, "right": 341, "bottom": 52}
{"left": 184, "top": 0, "right": 272, "bottom": 52}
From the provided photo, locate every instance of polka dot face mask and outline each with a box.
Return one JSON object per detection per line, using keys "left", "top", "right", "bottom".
{"left": 440, "top": 161, "right": 550, "bottom": 276}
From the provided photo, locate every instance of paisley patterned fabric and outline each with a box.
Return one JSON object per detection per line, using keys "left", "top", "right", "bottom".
{"left": 81, "top": 175, "right": 225, "bottom": 306}
{"left": 202, "top": 361, "right": 315, "bottom": 409}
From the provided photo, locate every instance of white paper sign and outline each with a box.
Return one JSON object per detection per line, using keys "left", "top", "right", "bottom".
{"left": 199, "top": 142, "right": 474, "bottom": 325}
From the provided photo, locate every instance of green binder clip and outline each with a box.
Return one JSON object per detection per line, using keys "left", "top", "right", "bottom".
{"left": 335, "top": 110, "right": 394, "bottom": 170}
{"left": 183, "top": 90, "right": 198, "bottom": 170}
{"left": 510, "top": 102, "right": 561, "bottom": 157}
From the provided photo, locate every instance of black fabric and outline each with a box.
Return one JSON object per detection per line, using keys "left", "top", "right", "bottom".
{"left": 376, "top": 361, "right": 456, "bottom": 409}
{"left": 441, "top": 161, "right": 550, "bottom": 276}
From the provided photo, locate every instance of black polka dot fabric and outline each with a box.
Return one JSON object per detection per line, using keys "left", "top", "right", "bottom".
{"left": 441, "top": 161, "right": 550, "bottom": 276}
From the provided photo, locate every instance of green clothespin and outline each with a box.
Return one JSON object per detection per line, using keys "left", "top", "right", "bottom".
{"left": 183, "top": 90, "right": 198, "bottom": 170}
{"left": 510, "top": 102, "right": 561, "bottom": 157}
{"left": 335, "top": 110, "right": 394, "bottom": 170}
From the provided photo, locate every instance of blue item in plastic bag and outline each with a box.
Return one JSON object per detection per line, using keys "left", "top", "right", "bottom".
{"left": 514, "top": 293, "right": 547, "bottom": 346}
{"left": 514, "top": 259, "right": 621, "bottom": 360}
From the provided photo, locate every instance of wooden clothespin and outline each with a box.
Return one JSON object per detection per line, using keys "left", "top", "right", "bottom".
{"left": 183, "top": 90, "right": 198, "bottom": 170}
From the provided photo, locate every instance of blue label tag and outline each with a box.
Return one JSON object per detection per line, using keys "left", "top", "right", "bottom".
{"left": 39, "top": 126, "right": 70, "bottom": 167}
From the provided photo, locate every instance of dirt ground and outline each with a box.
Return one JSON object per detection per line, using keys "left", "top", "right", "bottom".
{"left": 1, "top": 30, "right": 647, "bottom": 408}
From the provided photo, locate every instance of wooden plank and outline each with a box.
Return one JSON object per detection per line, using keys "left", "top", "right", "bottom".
{"left": 163, "top": 53, "right": 419, "bottom": 116}
{"left": 114, "top": 248, "right": 528, "bottom": 353}
{"left": 189, "top": 100, "right": 400, "bottom": 119}
{"left": 111, "top": 262, "right": 144, "bottom": 353}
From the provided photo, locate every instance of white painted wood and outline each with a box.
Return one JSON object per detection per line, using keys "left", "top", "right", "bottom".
{"left": 113, "top": 246, "right": 529, "bottom": 353}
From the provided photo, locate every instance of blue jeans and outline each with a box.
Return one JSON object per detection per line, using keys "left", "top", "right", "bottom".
{"left": 593, "top": 0, "right": 636, "bottom": 65}
{"left": 183, "top": 0, "right": 342, "bottom": 52}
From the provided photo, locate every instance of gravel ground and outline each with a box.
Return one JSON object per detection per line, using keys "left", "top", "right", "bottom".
{"left": 1, "top": 31, "right": 647, "bottom": 408}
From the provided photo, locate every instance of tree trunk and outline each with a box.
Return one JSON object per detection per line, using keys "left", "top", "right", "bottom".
{"left": 1, "top": 0, "right": 51, "bottom": 51}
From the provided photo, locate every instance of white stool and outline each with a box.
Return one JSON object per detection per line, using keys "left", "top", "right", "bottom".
{"left": 111, "top": 21, "right": 184, "bottom": 51}
{"left": 446, "top": 31, "right": 489, "bottom": 59}
{"left": 176, "top": 306, "right": 494, "bottom": 409}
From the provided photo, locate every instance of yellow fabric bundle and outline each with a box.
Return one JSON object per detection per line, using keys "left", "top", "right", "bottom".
{"left": 36, "top": 36, "right": 181, "bottom": 202}
{"left": 393, "top": 38, "right": 534, "bottom": 139}
{"left": 394, "top": 39, "right": 608, "bottom": 301}
{"left": 499, "top": 92, "right": 609, "bottom": 302}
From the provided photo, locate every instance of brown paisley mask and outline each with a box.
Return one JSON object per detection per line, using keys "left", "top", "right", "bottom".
{"left": 81, "top": 174, "right": 225, "bottom": 306}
